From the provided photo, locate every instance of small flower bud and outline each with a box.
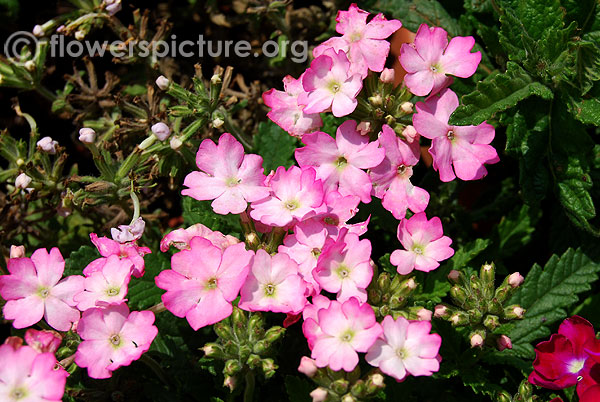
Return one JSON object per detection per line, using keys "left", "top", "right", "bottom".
{"left": 24, "top": 61, "right": 35, "bottom": 72}
{"left": 151, "top": 122, "right": 171, "bottom": 141}
{"left": 434, "top": 304, "right": 449, "bottom": 318}
{"left": 497, "top": 335, "right": 512, "bottom": 351}
{"left": 504, "top": 305, "right": 525, "bottom": 319}
{"left": 56, "top": 25, "right": 65, "bottom": 33}
{"left": 496, "top": 391, "right": 512, "bottom": 402}
{"left": 202, "top": 343, "right": 222, "bottom": 357}
{"left": 368, "top": 94, "right": 383, "bottom": 107}
{"left": 416, "top": 308, "right": 432, "bottom": 321}
{"left": 223, "top": 375, "right": 236, "bottom": 391}
{"left": 15, "top": 173, "right": 32, "bottom": 189}
{"left": 210, "top": 74, "right": 222, "bottom": 85}
{"left": 450, "top": 285, "right": 468, "bottom": 307}
{"left": 331, "top": 379, "right": 349, "bottom": 394}
{"left": 37, "top": 136, "right": 58, "bottom": 154}
{"left": 470, "top": 332, "right": 485, "bottom": 348}
{"left": 155, "top": 75, "right": 170, "bottom": 90}
{"left": 212, "top": 117, "right": 224, "bottom": 128}
{"left": 105, "top": 0, "right": 122, "bottom": 15}
{"left": 78, "top": 128, "right": 96, "bottom": 144}
{"left": 75, "top": 30, "right": 85, "bottom": 40}
{"left": 342, "top": 395, "right": 357, "bottom": 402}
{"left": 480, "top": 263, "right": 495, "bottom": 285}
{"left": 10, "top": 245, "right": 25, "bottom": 258}
{"left": 310, "top": 387, "right": 328, "bottom": 402}
{"left": 401, "top": 125, "right": 418, "bottom": 143}
{"left": 518, "top": 380, "right": 532, "bottom": 397}
{"left": 224, "top": 359, "right": 242, "bottom": 376}
{"left": 400, "top": 102, "right": 413, "bottom": 114}
{"left": 508, "top": 272, "right": 524, "bottom": 288}
{"left": 246, "top": 354, "right": 262, "bottom": 369}
{"left": 380, "top": 68, "right": 395, "bottom": 83}
{"left": 448, "top": 270, "right": 462, "bottom": 283}
{"left": 213, "top": 322, "right": 234, "bottom": 341}
{"left": 298, "top": 356, "right": 318, "bottom": 378}
{"left": 33, "top": 25, "right": 44, "bottom": 37}
{"left": 483, "top": 314, "right": 500, "bottom": 330}
{"left": 369, "top": 373, "right": 385, "bottom": 388}
{"left": 169, "top": 136, "right": 183, "bottom": 150}
{"left": 357, "top": 121, "right": 371, "bottom": 135}
{"left": 16, "top": 158, "right": 24, "bottom": 166}
{"left": 261, "top": 358, "right": 277, "bottom": 378}
{"left": 24, "top": 329, "right": 62, "bottom": 353}
{"left": 450, "top": 311, "right": 470, "bottom": 326}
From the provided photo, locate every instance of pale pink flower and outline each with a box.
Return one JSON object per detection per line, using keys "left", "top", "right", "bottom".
{"left": 390, "top": 212, "right": 454, "bottom": 275}
{"left": 508, "top": 272, "right": 524, "bottom": 288}
{"left": 155, "top": 237, "right": 253, "bottom": 330}
{"left": 250, "top": 166, "right": 324, "bottom": 227}
{"left": 365, "top": 315, "right": 441, "bottom": 380}
{"left": 370, "top": 124, "right": 429, "bottom": 219}
{"left": 311, "top": 191, "right": 368, "bottom": 236}
{"left": 182, "top": 133, "right": 270, "bottom": 215}
{"left": 239, "top": 250, "right": 307, "bottom": 313}
{"left": 111, "top": 217, "right": 145, "bottom": 243}
{"left": 0, "top": 248, "right": 84, "bottom": 331}
{"left": 14, "top": 173, "right": 32, "bottom": 190}
{"left": 263, "top": 74, "right": 323, "bottom": 137}
{"left": 307, "top": 297, "right": 382, "bottom": 371}
{"left": 36, "top": 137, "right": 58, "bottom": 154}
{"left": 75, "top": 303, "right": 157, "bottom": 379}
{"left": 302, "top": 294, "right": 333, "bottom": 349}
{"left": 84, "top": 233, "right": 151, "bottom": 278}
{"left": 24, "top": 329, "right": 62, "bottom": 354}
{"left": 314, "top": 4, "right": 402, "bottom": 77}
{"left": 295, "top": 120, "right": 385, "bottom": 203}
{"left": 160, "top": 223, "right": 239, "bottom": 252}
{"left": 413, "top": 88, "right": 499, "bottom": 182}
{"left": 300, "top": 49, "right": 363, "bottom": 117}
{"left": 74, "top": 255, "right": 132, "bottom": 311}
{"left": 314, "top": 229, "right": 373, "bottom": 303}
{"left": 400, "top": 23, "right": 481, "bottom": 96}
{"left": 0, "top": 344, "right": 67, "bottom": 401}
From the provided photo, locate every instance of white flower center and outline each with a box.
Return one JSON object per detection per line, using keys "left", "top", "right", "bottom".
{"left": 206, "top": 277, "right": 218, "bottom": 290}
{"left": 340, "top": 330, "right": 354, "bottom": 343}
{"left": 568, "top": 359, "right": 586, "bottom": 374}
{"left": 106, "top": 287, "right": 120, "bottom": 297}
{"left": 412, "top": 246, "right": 424, "bottom": 255}
{"left": 335, "top": 156, "right": 348, "bottom": 168}
{"left": 264, "top": 283, "right": 276, "bottom": 297}
{"left": 38, "top": 287, "right": 50, "bottom": 298}
{"left": 10, "top": 387, "right": 27, "bottom": 400}
{"left": 336, "top": 264, "right": 350, "bottom": 279}
{"left": 329, "top": 81, "right": 342, "bottom": 93}
{"left": 225, "top": 177, "right": 241, "bottom": 187}
{"left": 396, "top": 347, "right": 409, "bottom": 359}
{"left": 447, "top": 130, "right": 455, "bottom": 141}
{"left": 109, "top": 334, "right": 121, "bottom": 347}
{"left": 284, "top": 200, "right": 299, "bottom": 211}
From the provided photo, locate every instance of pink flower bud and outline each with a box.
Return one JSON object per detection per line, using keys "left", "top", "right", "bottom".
{"left": 223, "top": 376, "right": 236, "bottom": 391}
{"left": 357, "top": 121, "right": 371, "bottom": 135}
{"left": 448, "top": 270, "right": 461, "bottom": 282}
{"left": 105, "top": 1, "right": 121, "bottom": 15}
{"left": 78, "top": 127, "right": 96, "bottom": 144}
{"left": 497, "top": 335, "right": 512, "bottom": 351}
{"left": 37, "top": 136, "right": 58, "bottom": 154}
{"left": 151, "top": 122, "right": 171, "bottom": 141}
{"left": 310, "top": 387, "right": 328, "bottom": 402}
{"left": 170, "top": 136, "right": 182, "bottom": 150}
{"left": 508, "top": 272, "right": 524, "bottom": 288}
{"left": 400, "top": 102, "right": 413, "bottom": 113}
{"left": 3, "top": 336, "right": 23, "bottom": 350}
{"left": 434, "top": 304, "right": 448, "bottom": 318}
{"left": 33, "top": 25, "right": 44, "bottom": 37}
{"left": 416, "top": 308, "right": 432, "bottom": 321}
{"left": 25, "top": 329, "right": 62, "bottom": 354}
{"left": 10, "top": 245, "right": 25, "bottom": 258}
{"left": 402, "top": 125, "right": 418, "bottom": 143}
{"left": 512, "top": 306, "right": 525, "bottom": 318}
{"left": 111, "top": 217, "right": 145, "bottom": 243}
{"left": 370, "top": 373, "right": 384, "bottom": 387}
{"left": 297, "top": 356, "right": 318, "bottom": 378}
{"left": 380, "top": 68, "right": 395, "bottom": 83}
{"left": 155, "top": 75, "right": 170, "bottom": 90}
{"left": 15, "top": 173, "right": 32, "bottom": 189}
{"left": 470, "top": 333, "right": 484, "bottom": 348}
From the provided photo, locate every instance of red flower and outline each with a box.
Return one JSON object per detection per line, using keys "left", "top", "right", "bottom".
{"left": 529, "top": 316, "right": 600, "bottom": 397}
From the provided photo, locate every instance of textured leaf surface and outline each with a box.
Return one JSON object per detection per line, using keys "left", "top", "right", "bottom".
{"left": 254, "top": 121, "right": 299, "bottom": 173}
{"left": 372, "top": 0, "right": 463, "bottom": 36}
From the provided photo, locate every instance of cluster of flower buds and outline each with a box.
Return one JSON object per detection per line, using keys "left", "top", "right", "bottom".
{"left": 298, "top": 357, "right": 385, "bottom": 402}
{"left": 434, "top": 263, "right": 525, "bottom": 349}
{"left": 496, "top": 380, "right": 542, "bottom": 402}
{"left": 202, "top": 308, "right": 285, "bottom": 391}
{"left": 367, "top": 271, "right": 428, "bottom": 320}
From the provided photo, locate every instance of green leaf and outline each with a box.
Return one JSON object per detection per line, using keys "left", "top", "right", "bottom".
{"left": 449, "top": 63, "right": 553, "bottom": 126}
{"left": 181, "top": 197, "right": 241, "bottom": 236}
{"left": 64, "top": 245, "right": 100, "bottom": 276}
{"left": 378, "top": 253, "right": 397, "bottom": 276}
{"left": 285, "top": 376, "right": 313, "bottom": 402}
{"left": 127, "top": 251, "right": 168, "bottom": 311}
{"left": 506, "top": 248, "right": 600, "bottom": 358}
{"left": 447, "top": 238, "right": 490, "bottom": 271}
{"left": 371, "top": 0, "right": 464, "bottom": 36}
{"left": 568, "top": 82, "right": 600, "bottom": 125}
{"left": 254, "top": 121, "right": 299, "bottom": 173}
{"left": 494, "top": 205, "right": 540, "bottom": 258}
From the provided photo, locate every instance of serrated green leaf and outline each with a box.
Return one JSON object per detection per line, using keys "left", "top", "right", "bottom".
{"left": 64, "top": 245, "right": 99, "bottom": 276}
{"left": 447, "top": 238, "right": 490, "bottom": 271}
{"left": 285, "top": 376, "right": 313, "bottom": 402}
{"left": 506, "top": 248, "right": 600, "bottom": 358}
{"left": 378, "top": 253, "right": 397, "bottom": 275}
{"left": 449, "top": 63, "right": 553, "bottom": 126}
{"left": 127, "top": 251, "right": 168, "bottom": 311}
{"left": 568, "top": 82, "right": 600, "bottom": 125}
{"left": 254, "top": 121, "right": 299, "bottom": 173}
{"left": 181, "top": 197, "right": 242, "bottom": 236}
{"left": 495, "top": 205, "right": 540, "bottom": 258}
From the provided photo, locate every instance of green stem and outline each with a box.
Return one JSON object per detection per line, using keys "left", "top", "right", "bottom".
{"left": 140, "top": 355, "right": 170, "bottom": 386}
{"left": 35, "top": 85, "right": 58, "bottom": 102}
{"left": 243, "top": 370, "right": 255, "bottom": 402}
{"left": 130, "top": 191, "right": 140, "bottom": 223}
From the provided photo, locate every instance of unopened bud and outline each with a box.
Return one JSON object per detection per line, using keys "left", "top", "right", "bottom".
{"left": 508, "top": 272, "right": 524, "bottom": 288}
{"left": 450, "top": 285, "right": 468, "bottom": 306}
{"left": 310, "top": 387, "right": 328, "bottom": 402}
{"left": 78, "top": 128, "right": 96, "bottom": 144}
{"left": 448, "top": 270, "right": 462, "bottom": 283}
{"left": 470, "top": 332, "right": 485, "bottom": 348}
{"left": 483, "top": 314, "right": 500, "bottom": 330}
{"left": 37, "top": 136, "right": 58, "bottom": 154}
{"left": 223, "top": 375, "right": 236, "bottom": 391}
{"left": 15, "top": 173, "right": 32, "bottom": 189}
{"left": 105, "top": 0, "right": 122, "bottom": 15}
{"left": 24, "top": 60, "right": 35, "bottom": 72}
{"left": 504, "top": 305, "right": 525, "bottom": 319}
{"left": 16, "top": 158, "right": 24, "bottom": 166}
{"left": 368, "top": 94, "right": 383, "bottom": 107}
{"left": 264, "top": 326, "right": 285, "bottom": 343}
{"left": 342, "top": 395, "right": 357, "bottom": 402}
{"left": 401, "top": 125, "right": 418, "bottom": 143}
{"left": 480, "top": 263, "right": 495, "bottom": 285}
{"left": 434, "top": 304, "right": 449, "bottom": 318}
{"left": 380, "top": 68, "right": 395, "bottom": 83}
{"left": 213, "top": 322, "right": 234, "bottom": 341}
{"left": 497, "top": 335, "right": 512, "bottom": 351}
{"left": 224, "top": 359, "right": 242, "bottom": 376}
{"left": 4, "top": 336, "right": 23, "bottom": 350}
{"left": 10, "top": 245, "right": 25, "bottom": 258}
{"left": 450, "top": 311, "right": 469, "bottom": 326}
{"left": 155, "top": 75, "right": 170, "bottom": 90}
{"left": 518, "top": 380, "right": 532, "bottom": 397}
{"left": 212, "top": 117, "right": 224, "bottom": 128}
{"left": 210, "top": 74, "right": 222, "bottom": 85}
{"left": 33, "top": 25, "right": 44, "bottom": 37}
{"left": 261, "top": 358, "right": 277, "bottom": 378}
{"left": 400, "top": 102, "right": 413, "bottom": 114}
{"left": 416, "top": 308, "right": 432, "bottom": 321}
{"left": 496, "top": 391, "right": 512, "bottom": 402}
{"left": 169, "top": 136, "right": 182, "bottom": 150}
{"left": 246, "top": 353, "right": 262, "bottom": 368}
{"left": 75, "top": 30, "right": 85, "bottom": 40}
{"left": 151, "top": 122, "right": 171, "bottom": 141}
{"left": 202, "top": 342, "right": 222, "bottom": 357}
{"left": 331, "top": 379, "right": 349, "bottom": 394}
{"left": 357, "top": 121, "right": 371, "bottom": 135}
{"left": 298, "top": 356, "right": 318, "bottom": 377}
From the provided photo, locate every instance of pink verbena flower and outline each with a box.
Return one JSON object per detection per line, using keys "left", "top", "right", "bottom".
{"left": 0, "top": 248, "right": 84, "bottom": 331}
{"left": 314, "top": 228, "right": 373, "bottom": 303}
{"left": 311, "top": 191, "right": 369, "bottom": 236}
{"left": 529, "top": 316, "right": 600, "bottom": 396}
{"left": 74, "top": 255, "right": 133, "bottom": 311}
{"left": 85, "top": 233, "right": 151, "bottom": 278}
{"left": 155, "top": 237, "right": 253, "bottom": 330}
{"left": 0, "top": 344, "right": 67, "bottom": 401}
{"left": 302, "top": 294, "right": 332, "bottom": 350}
{"left": 250, "top": 166, "right": 324, "bottom": 227}
{"left": 263, "top": 74, "right": 323, "bottom": 138}
{"left": 400, "top": 23, "right": 481, "bottom": 96}
{"left": 306, "top": 297, "right": 382, "bottom": 371}
{"left": 182, "top": 133, "right": 270, "bottom": 215}
{"left": 390, "top": 212, "right": 454, "bottom": 275}
{"left": 24, "top": 329, "right": 62, "bottom": 354}
{"left": 370, "top": 124, "right": 429, "bottom": 219}
{"left": 413, "top": 88, "right": 499, "bottom": 182}
{"left": 160, "top": 223, "right": 239, "bottom": 252}
{"left": 300, "top": 49, "right": 363, "bottom": 117}
{"left": 295, "top": 120, "right": 385, "bottom": 203}
{"left": 111, "top": 217, "right": 145, "bottom": 243}
{"left": 365, "top": 315, "right": 442, "bottom": 380}
{"left": 75, "top": 303, "right": 157, "bottom": 379}
{"left": 239, "top": 249, "right": 307, "bottom": 313}
{"left": 314, "top": 4, "right": 402, "bottom": 77}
